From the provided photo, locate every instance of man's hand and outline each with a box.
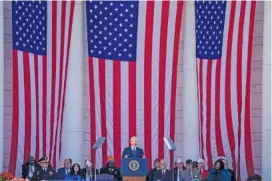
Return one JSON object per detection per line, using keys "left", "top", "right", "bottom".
{"left": 142, "top": 155, "right": 146, "bottom": 158}
{"left": 125, "top": 154, "right": 128, "bottom": 158}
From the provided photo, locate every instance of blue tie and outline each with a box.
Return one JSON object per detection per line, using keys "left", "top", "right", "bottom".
{"left": 132, "top": 148, "right": 136, "bottom": 157}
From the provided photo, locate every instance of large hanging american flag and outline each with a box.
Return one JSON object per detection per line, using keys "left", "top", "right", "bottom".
{"left": 86, "top": 1, "right": 183, "bottom": 169}
{"left": 9, "top": 1, "right": 75, "bottom": 176}
{"left": 195, "top": 1, "right": 256, "bottom": 181}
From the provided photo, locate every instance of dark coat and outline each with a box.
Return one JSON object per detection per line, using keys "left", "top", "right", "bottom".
{"left": 56, "top": 167, "right": 71, "bottom": 180}
{"left": 32, "top": 167, "right": 56, "bottom": 181}
{"left": 81, "top": 168, "right": 99, "bottom": 180}
{"left": 122, "top": 147, "right": 144, "bottom": 158}
{"left": 21, "top": 163, "right": 40, "bottom": 179}
{"left": 152, "top": 169, "right": 172, "bottom": 181}
{"left": 171, "top": 167, "right": 186, "bottom": 181}
{"left": 100, "top": 166, "right": 122, "bottom": 180}
{"left": 147, "top": 168, "right": 160, "bottom": 181}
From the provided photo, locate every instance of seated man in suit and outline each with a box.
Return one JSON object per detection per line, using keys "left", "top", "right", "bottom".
{"left": 153, "top": 159, "right": 172, "bottom": 181}
{"left": 22, "top": 156, "right": 40, "bottom": 180}
{"left": 56, "top": 158, "right": 72, "bottom": 180}
{"left": 181, "top": 159, "right": 200, "bottom": 181}
{"left": 147, "top": 158, "right": 161, "bottom": 181}
{"left": 81, "top": 159, "right": 99, "bottom": 181}
{"left": 172, "top": 158, "right": 186, "bottom": 181}
{"left": 100, "top": 156, "right": 122, "bottom": 180}
{"left": 122, "top": 136, "right": 144, "bottom": 158}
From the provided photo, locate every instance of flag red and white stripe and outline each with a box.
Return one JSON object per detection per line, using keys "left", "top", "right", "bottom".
{"left": 87, "top": 1, "right": 183, "bottom": 169}
{"left": 9, "top": 1, "right": 75, "bottom": 176}
{"left": 196, "top": 1, "right": 256, "bottom": 181}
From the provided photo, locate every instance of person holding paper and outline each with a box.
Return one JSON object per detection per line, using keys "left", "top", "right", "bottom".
{"left": 122, "top": 136, "right": 144, "bottom": 158}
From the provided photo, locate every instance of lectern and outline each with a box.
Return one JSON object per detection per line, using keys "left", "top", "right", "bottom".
{"left": 121, "top": 158, "right": 148, "bottom": 181}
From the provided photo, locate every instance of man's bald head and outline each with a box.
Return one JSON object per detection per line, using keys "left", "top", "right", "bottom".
{"left": 130, "top": 136, "right": 138, "bottom": 147}
{"left": 27, "top": 156, "right": 35, "bottom": 165}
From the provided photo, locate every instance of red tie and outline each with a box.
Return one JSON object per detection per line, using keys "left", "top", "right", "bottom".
{"left": 162, "top": 171, "right": 165, "bottom": 178}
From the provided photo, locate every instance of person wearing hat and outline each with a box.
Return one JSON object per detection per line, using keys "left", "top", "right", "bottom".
{"left": 197, "top": 158, "right": 209, "bottom": 181}
{"left": 32, "top": 157, "right": 56, "bottom": 180}
{"left": 81, "top": 159, "right": 99, "bottom": 181}
{"left": 171, "top": 158, "right": 186, "bottom": 181}
{"left": 100, "top": 156, "right": 122, "bottom": 180}
{"left": 56, "top": 158, "right": 72, "bottom": 180}
{"left": 180, "top": 159, "right": 200, "bottom": 181}
{"left": 21, "top": 156, "right": 40, "bottom": 180}
{"left": 147, "top": 158, "right": 161, "bottom": 181}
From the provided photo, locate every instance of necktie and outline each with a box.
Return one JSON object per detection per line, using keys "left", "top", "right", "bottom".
{"left": 162, "top": 171, "right": 165, "bottom": 178}
{"left": 177, "top": 170, "right": 180, "bottom": 181}
{"left": 188, "top": 170, "right": 192, "bottom": 180}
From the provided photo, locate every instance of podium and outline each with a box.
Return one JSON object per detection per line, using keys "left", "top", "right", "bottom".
{"left": 121, "top": 158, "right": 148, "bottom": 181}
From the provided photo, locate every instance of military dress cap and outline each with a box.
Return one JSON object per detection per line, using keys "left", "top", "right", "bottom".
{"left": 39, "top": 156, "right": 49, "bottom": 163}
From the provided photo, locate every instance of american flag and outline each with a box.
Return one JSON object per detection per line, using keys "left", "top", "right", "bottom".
{"left": 86, "top": 1, "right": 183, "bottom": 169}
{"left": 195, "top": 1, "right": 256, "bottom": 180}
{"left": 9, "top": 1, "right": 75, "bottom": 176}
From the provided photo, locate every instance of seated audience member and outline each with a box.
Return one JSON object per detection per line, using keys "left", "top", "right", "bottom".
{"left": 172, "top": 158, "right": 186, "bottom": 181}
{"left": 153, "top": 159, "right": 172, "bottom": 181}
{"left": 68, "top": 163, "right": 83, "bottom": 180}
{"left": 147, "top": 158, "right": 161, "bottom": 181}
{"left": 32, "top": 157, "right": 56, "bottom": 180}
{"left": 181, "top": 159, "right": 199, "bottom": 181}
{"left": 100, "top": 156, "right": 122, "bottom": 180}
{"left": 22, "top": 156, "right": 40, "bottom": 180}
{"left": 247, "top": 174, "right": 262, "bottom": 181}
{"left": 197, "top": 158, "right": 209, "bottom": 180}
{"left": 81, "top": 160, "right": 99, "bottom": 181}
{"left": 221, "top": 158, "right": 236, "bottom": 181}
{"left": 207, "top": 159, "right": 231, "bottom": 181}
{"left": 193, "top": 161, "right": 198, "bottom": 169}
{"left": 57, "top": 158, "right": 72, "bottom": 180}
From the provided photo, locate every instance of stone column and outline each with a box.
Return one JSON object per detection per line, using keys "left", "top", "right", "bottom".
{"left": 61, "top": 2, "right": 84, "bottom": 165}
{"left": 182, "top": 1, "right": 199, "bottom": 161}
{"left": 261, "top": 1, "right": 272, "bottom": 180}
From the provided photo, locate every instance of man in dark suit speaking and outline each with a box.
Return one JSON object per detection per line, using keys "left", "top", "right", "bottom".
{"left": 122, "top": 136, "right": 144, "bottom": 158}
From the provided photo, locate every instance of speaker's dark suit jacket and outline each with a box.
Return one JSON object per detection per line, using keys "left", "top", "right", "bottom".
{"left": 122, "top": 147, "right": 144, "bottom": 158}
{"left": 153, "top": 169, "right": 172, "bottom": 181}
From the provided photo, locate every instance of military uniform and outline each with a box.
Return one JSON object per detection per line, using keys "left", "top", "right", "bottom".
{"left": 32, "top": 157, "right": 56, "bottom": 180}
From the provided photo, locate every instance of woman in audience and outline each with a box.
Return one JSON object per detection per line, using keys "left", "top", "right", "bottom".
{"left": 192, "top": 161, "right": 198, "bottom": 169}
{"left": 206, "top": 159, "right": 231, "bottom": 181}
{"left": 68, "top": 163, "right": 83, "bottom": 180}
